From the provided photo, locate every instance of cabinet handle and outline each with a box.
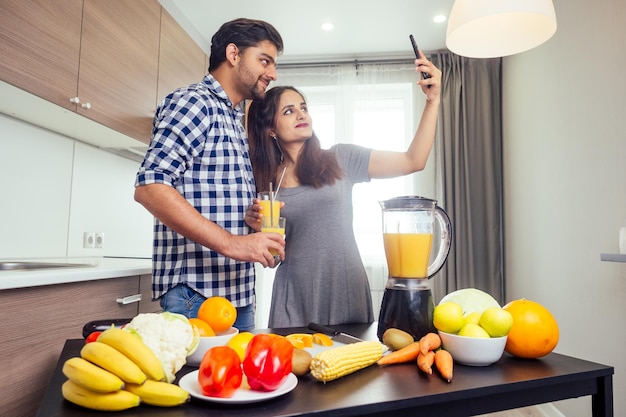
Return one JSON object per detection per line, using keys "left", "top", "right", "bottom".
{"left": 81, "top": 102, "right": 92, "bottom": 109}
{"left": 116, "top": 294, "right": 142, "bottom": 305}
{"left": 69, "top": 97, "right": 80, "bottom": 104}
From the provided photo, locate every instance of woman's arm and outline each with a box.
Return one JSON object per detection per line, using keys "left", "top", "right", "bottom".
{"left": 368, "top": 53, "right": 442, "bottom": 179}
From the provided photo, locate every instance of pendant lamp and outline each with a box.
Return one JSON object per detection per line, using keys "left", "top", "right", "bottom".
{"left": 446, "top": 0, "right": 557, "bottom": 58}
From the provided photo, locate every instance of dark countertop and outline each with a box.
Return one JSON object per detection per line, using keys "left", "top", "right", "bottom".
{"left": 36, "top": 323, "right": 614, "bottom": 417}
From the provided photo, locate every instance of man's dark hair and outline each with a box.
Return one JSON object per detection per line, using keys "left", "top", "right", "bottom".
{"left": 209, "top": 18, "right": 283, "bottom": 72}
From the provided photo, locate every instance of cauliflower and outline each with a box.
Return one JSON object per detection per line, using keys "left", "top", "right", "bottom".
{"left": 125, "top": 312, "right": 199, "bottom": 382}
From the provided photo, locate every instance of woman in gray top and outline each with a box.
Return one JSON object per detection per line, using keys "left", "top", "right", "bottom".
{"left": 246, "top": 50, "right": 441, "bottom": 328}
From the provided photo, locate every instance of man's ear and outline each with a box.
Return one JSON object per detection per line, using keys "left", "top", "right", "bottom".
{"left": 225, "top": 43, "right": 240, "bottom": 65}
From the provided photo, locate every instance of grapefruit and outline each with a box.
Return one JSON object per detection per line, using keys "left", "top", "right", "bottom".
{"left": 503, "top": 299, "right": 559, "bottom": 358}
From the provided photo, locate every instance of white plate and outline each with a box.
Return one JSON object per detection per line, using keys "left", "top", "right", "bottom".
{"left": 178, "top": 370, "right": 298, "bottom": 404}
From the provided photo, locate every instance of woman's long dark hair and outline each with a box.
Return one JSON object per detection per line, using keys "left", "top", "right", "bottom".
{"left": 247, "top": 86, "right": 343, "bottom": 190}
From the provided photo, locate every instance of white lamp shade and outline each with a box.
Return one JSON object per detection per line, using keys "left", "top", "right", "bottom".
{"left": 446, "top": 0, "right": 557, "bottom": 58}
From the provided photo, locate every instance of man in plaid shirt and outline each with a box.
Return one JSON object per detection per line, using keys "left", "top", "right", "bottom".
{"left": 134, "top": 19, "right": 285, "bottom": 330}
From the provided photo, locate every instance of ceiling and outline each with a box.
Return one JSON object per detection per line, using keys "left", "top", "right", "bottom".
{"left": 159, "top": 0, "right": 456, "bottom": 65}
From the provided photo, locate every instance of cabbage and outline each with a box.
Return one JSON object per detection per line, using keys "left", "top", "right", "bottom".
{"left": 125, "top": 312, "right": 199, "bottom": 382}
{"left": 439, "top": 288, "right": 501, "bottom": 315}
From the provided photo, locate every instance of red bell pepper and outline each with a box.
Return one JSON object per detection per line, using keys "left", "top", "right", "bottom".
{"left": 243, "top": 333, "right": 293, "bottom": 391}
{"left": 85, "top": 331, "right": 102, "bottom": 344}
{"left": 198, "top": 346, "right": 243, "bottom": 398}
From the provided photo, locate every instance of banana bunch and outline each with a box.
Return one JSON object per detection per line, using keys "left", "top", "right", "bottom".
{"left": 61, "top": 327, "right": 190, "bottom": 411}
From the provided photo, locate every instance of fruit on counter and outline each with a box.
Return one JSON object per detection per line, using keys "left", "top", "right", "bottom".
{"left": 188, "top": 317, "right": 216, "bottom": 337}
{"left": 243, "top": 333, "right": 294, "bottom": 391}
{"left": 433, "top": 302, "right": 465, "bottom": 334}
{"left": 458, "top": 323, "right": 490, "bottom": 338}
{"left": 226, "top": 331, "right": 255, "bottom": 361}
{"left": 503, "top": 299, "right": 559, "bottom": 358}
{"left": 97, "top": 327, "right": 166, "bottom": 382}
{"left": 61, "top": 380, "right": 140, "bottom": 411}
{"left": 124, "top": 380, "right": 190, "bottom": 407}
{"left": 80, "top": 341, "right": 147, "bottom": 385}
{"left": 309, "top": 341, "right": 386, "bottom": 382}
{"left": 419, "top": 332, "right": 442, "bottom": 355}
{"left": 434, "top": 349, "right": 453, "bottom": 382}
{"left": 439, "top": 288, "right": 501, "bottom": 314}
{"left": 291, "top": 348, "right": 313, "bottom": 376}
{"left": 198, "top": 346, "right": 243, "bottom": 398}
{"left": 381, "top": 328, "right": 414, "bottom": 351}
{"left": 197, "top": 296, "right": 237, "bottom": 334}
{"left": 479, "top": 307, "right": 514, "bottom": 338}
{"left": 123, "top": 312, "right": 199, "bottom": 383}
{"left": 62, "top": 357, "right": 125, "bottom": 393}
{"left": 377, "top": 341, "right": 420, "bottom": 365}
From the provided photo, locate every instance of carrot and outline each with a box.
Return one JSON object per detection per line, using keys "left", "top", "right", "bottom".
{"left": 419, "top": 332, "right": 441, "bottom": 356}
{"left": 434, "top": 349, "right": 453, "bottom": 382}
{"left": 377, "top": 341, "right": 421, "bottom": 365}
{"left": 417, "top": 351, "right": 435, "bottom": 374}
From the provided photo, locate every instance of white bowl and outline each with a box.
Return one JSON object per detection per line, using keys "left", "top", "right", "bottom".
{"left": 438, "top": 330, "right": 507, "bottom": 366}
{"left": 186, "top": 327, "right": 239, "bottom": 366}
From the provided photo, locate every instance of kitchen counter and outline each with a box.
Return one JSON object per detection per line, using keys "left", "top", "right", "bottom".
{"left": 36, "top": 323, "right": 614, "bottom": 417}
{"left": 0, "top": 257, "right": 151, "bottom": 290}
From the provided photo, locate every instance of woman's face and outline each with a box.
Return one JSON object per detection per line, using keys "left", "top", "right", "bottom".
{"left": 272, "top": 89, "right": 313, "bottom": 144}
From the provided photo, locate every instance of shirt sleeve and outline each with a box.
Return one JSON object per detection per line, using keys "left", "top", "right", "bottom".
{"left": 332, "top": 143, "right": 372, "bottom": 184}
{"left": 135, "top": 91, "right": 212, "bottom": 188}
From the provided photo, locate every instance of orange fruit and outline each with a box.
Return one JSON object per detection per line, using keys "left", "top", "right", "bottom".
{"left": 197, "top": 296, "right": 237, "bottom": 334}
{"left": 188, "top": 318, "right": 215, "bottom": 337}
{"left": 226, "top": 332, "right": 255, "bottom": 361}
{"left": 503, "top": 299, "right": 559, "bottom": 358}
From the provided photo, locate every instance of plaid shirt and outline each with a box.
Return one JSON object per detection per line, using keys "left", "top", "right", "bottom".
{"left": 135, "top": 74, "right": 257, "bottom": 307}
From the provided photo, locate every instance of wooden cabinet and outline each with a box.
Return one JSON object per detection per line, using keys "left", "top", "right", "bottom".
{"left": 0, "top": 276, "right": 153, "bottom": 417}
{"left": 77, "top": 0, "right": 161, "bottom": 143}
{"left": 157, "top": 8, "right": 207, "bottom": 104}
{"left": 0, "top": 0, "right": 204, "bottom": 146}
{"left": 0, "top": 0, "right": 83, "bottom": 111}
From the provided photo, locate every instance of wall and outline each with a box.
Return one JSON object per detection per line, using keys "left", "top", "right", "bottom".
{"left": 0, "top": 113, "right": 152, "bottom": 260}
{"left": 502, "top": 1, "right": 626, "bottom": 416}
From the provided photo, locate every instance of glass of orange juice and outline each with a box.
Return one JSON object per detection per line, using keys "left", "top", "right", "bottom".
{"left": 257, "top": 191, "right": 281, "bottom": 225}
{"left": 261, "top": 216, "right": 286, "bottom": 258}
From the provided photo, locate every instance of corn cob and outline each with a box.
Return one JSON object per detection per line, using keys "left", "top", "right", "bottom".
{"left": 310, "top": 341, "right": 386, "bottom": 382}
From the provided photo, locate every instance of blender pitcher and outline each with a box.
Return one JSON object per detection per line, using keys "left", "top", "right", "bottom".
{"left": 377, "top": 196, "right": 452, "bottom": 341}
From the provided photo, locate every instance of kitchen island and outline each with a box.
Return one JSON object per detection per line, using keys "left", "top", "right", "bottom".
{"left": 36, "top": 323, "right": 614, "bottom": 417}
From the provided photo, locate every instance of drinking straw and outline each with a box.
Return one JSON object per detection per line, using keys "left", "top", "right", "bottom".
{"left": 274, "top": 167, "right": 287, "bottom": 200}
{"left": 269, "top": 182, "right": 274, "bottom": 225}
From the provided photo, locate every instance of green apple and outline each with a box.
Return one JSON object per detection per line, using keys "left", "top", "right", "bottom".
{"left": 433, "top": 301, "right": 464, "bottom": 334}
{"left": 479, "top": 307, "right": 514, "bottom": 337}
{"left": 458, "top": 323, "right": 490, "bottom": 338}
{"left": 463, "top": 311, "right": 482, "bottom": 326}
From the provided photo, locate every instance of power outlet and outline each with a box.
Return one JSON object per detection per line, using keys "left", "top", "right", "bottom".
{"left": 95, "top": 232, "right": 104, "bottom": 248}
{"left": 83, "top": 232, "right": 95, "bottom": 248}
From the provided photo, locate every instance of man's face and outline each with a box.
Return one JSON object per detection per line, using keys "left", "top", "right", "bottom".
{"left": 236, "top": 40, "right": 278, "bottom": 101}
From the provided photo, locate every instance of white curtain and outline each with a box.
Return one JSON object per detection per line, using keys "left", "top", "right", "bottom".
{"left": 255, "top": 62, "right": 438, "bottom": 327}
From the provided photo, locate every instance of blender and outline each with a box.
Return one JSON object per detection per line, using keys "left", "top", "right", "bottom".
{"left": 377, "top": 196, "right": 452, "bottom": 341}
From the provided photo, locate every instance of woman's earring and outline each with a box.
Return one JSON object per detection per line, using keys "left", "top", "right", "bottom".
{"left": 272, "top": 135, "right": 284, "bottom": 164}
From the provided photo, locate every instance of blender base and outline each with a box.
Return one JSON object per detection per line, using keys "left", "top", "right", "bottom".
{"left": 377, "top": 278, "right": 436, "bottom": 342}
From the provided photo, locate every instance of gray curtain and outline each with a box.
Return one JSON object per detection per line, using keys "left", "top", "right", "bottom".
{"left": 429, "top": 51, "right": 505, "bottom": 305}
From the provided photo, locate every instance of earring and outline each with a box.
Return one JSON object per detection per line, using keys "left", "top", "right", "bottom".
{"left": 272, "top": 135, "right": 284, "bottom": 164}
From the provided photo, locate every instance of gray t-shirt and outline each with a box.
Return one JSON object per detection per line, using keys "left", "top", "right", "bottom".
{"left": 268, "top": 143, "right": 375, "bottom": 328}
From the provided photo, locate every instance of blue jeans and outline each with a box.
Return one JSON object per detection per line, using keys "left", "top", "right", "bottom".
{"left": 159, "top": 283, "right": 256, "bottom": 331}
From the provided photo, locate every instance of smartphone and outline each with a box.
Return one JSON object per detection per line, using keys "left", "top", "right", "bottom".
{"left": 409, "top": 34, "right": 431, "bottom": 81}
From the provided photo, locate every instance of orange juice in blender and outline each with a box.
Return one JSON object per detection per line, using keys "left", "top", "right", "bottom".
{"left": 383, "top": 232, "right": 433, "bottom": 278}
